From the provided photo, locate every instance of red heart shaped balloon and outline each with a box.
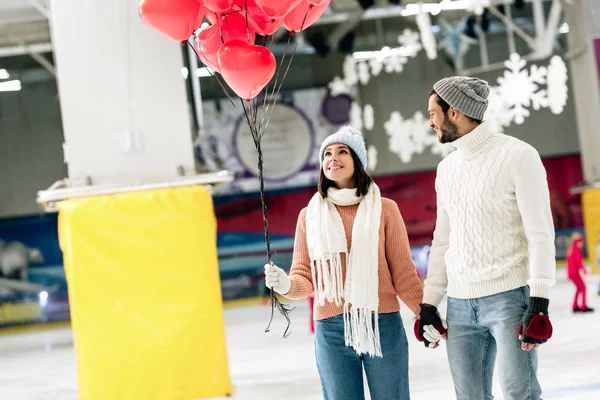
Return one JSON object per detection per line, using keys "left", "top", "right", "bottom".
{"left": 218, "top": 40, "right": 276, "bottom": 99}
{"left": 195, "top": 13, "right": 255, "bottom": 72}
{"left": 202, "top": 5, "right": 221, "bottom": 24}
{"left": 255, "top": 0, "right": 304, "bottom": 19}
{"left": 204, "top": 0, "right": 234, "bottom": 12}
{"left": 283, "top": 0, "right": 330, "bottom": 33}
{"left": 138, "top": 0, "right": 203, "bottom": 42}
{"left": 219, "top": 11, "right": 256, "bottom": 44}
{"left": 233, "top": 0, "right": 283, "bottom": 36}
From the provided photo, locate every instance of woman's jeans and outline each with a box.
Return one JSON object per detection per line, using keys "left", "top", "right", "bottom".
{"left": 315, "top": 312, "right": 410, "bottom": 400}
{"left": 446, "top": 286, "right": 542, "bottom": 400}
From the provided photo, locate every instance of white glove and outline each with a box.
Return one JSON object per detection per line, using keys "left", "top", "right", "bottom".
{"left": 423, "top": 318, "right": 448, "bottom": 347}
{"left": 264, "top": 263, "right": 291, "bottom": 295}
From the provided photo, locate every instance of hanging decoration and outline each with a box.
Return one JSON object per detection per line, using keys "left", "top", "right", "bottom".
{"left": 350, "top": 102, "right": 363, "bottom": 131}
{"left": 367, "top": 145, "right": 378, "bottom": 172}
{"left": 496, "top": 53, "right": 548, "bottom": 125}
{"left": 485, "top": 53, "right": 568, "bottom": 131}
{"left": 328, "top": 29, "right": 423, "bottom": 132}
{"left": 546, "top": 55, "right": 569, "bottom": 115}
{"left": 384, "top": 53, "right": 570, "bottom": 165}
{"left": 438, "top": 17, "right": 478, "bottom": 71}
{"left": 363, "top": 104, "right": 375, "bottom": 131}
{"left": 384, "top": 111, "right": 453, "bottom": 164}
{"left": 328, "top": 76, "right": 351, "bottom": 96}
{"left": 139, "top": 0, "right": 332, "bottom": 338}
{"left": 415, "top": 6, "right": 438, "bottom": 60}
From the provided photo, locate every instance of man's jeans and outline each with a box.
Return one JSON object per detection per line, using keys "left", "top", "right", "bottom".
{"left": 315, "top": 312, "right": 410, "bottom": 400}
{"left": 446, "top": 286, "right": 542, "bottom": 400}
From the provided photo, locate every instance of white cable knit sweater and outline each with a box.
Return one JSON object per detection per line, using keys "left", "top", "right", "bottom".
{"left": 423, "top": 123, "right": 556, "bottom": 306}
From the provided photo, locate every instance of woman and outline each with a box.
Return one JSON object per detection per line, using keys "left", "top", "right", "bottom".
{"left": 264, "top": 126, "right": 423, "bottom": 399}
{"left": 567, "top": 233, "right": 594, "bottom": 313}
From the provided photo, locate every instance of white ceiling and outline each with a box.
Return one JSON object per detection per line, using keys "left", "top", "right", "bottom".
{"left": 0, "top": 0, "right": 440, "bottom": 55}
{"left": 0, "top": 0, "right": 50, "bottom": 48}
{"left": 0, "top": 0, "right": 548, "bottom": 58}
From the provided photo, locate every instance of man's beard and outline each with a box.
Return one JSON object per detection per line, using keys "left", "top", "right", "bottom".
{"left": 439, "top": 115, "right": 461, "bottom": 144}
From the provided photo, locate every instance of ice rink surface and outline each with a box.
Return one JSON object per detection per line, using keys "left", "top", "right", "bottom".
{"left": 1, "top": 268, "right": 599, "bottom": 400}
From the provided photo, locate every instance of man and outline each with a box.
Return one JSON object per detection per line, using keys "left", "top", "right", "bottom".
{"left": 415, "top": 76, "right": 556, "bottom": 400}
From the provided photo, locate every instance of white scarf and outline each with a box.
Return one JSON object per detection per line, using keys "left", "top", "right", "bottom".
{"left": 306, "top": 183, "right": 383, "bottom": 357}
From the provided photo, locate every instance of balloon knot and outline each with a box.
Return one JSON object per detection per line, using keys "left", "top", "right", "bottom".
{"left": 291, "top": 31, "right": 295, "bottom": 35}
{"left": 309, "top": 5, "right": 314, "bottom": 11}
{"left": 246, "top": 98, "right": 251, "bottom": 102}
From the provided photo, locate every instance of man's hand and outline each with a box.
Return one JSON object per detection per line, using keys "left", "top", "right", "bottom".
{"left": 519, "top": 297, "right": 553, "bottom": 351}
{"left": 414, "top": 304, "right": 448, "bottom": 348}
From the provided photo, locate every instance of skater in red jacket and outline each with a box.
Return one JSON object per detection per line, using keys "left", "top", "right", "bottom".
{"left": 567, "top": 233, "right": 594, "bottom": 313}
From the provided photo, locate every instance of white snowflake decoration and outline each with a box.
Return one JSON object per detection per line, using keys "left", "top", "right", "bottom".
{"left": 363, "top": 104, "right": 375, "bottom": 131}
{"left": 328, "top": 76, "right": 351, "bottom": 96}
{"left": 485, "top": 53, "right": 568, "bottom": 130}
{"left": 430, "top": 140, "right": 455, "bottom": 158}
{"left": 484, "top": 86, "right": 513, "bottom": 133}
{"left": 343, "top": 56, "right": 358, "bottom": 87}
{"left": 384, "top": 111, "right": 440, "bottom": 163}
{"left": 350, "top": 102, "right": 363, "bottom": 131}
{"left": 398, "top": 29, "right": 422, "bottom": 55}
{"left": 327, "top": 31, "right": 423, "bottom": 134}
{"left": 409, "top": 111, "right": 433, "bottom": 153}
{"left": 369, "top": 58, "right": 384, "bottom": 77}
{"left": 385, "top": 112, "right": 413, "bottom": 163}
{"left": 357, "top": 61, "right": 371, "bottom": 85}
{"left": 367, "top": 144, "right": 378, "bottom": 172}
{"left": 546, "top": 55, "right": 568, "bottom": 114}
{"left": 383, "top": 55, "right": 409, "bottom": 73}
{"left": 496, "top": 53, "right": 548, "bottom": 125}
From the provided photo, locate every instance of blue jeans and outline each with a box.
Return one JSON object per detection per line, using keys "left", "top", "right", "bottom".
{"left": 314, "top": 312, "right": 410, "bottom": 400}
{"left": 446, "top": 286, "right": 542, "bottom": 400}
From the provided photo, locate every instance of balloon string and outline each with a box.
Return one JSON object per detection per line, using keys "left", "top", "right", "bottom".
{"left": 239, "top": 98, "right": 294, "bottom": 338}
{"left": 261, "top": 8, "right": 310, "bottom": 131}
{"left": 194, "top": 5, "right": 296, "bottom": 337}
{"left": 185, "top": 40, "right": 237, "bottom": 108}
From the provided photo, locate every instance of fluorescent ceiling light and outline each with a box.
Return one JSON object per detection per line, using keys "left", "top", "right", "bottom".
{"left": 0, "top": 69, "right": 8, "bottom": 79}
{"left": 401, "top": 0, "right": 468, "bottom": 17}
{"left": 353, "top": 45, "right": 419, "bottom": 61}
{"left": 0, "top": 80, "right": 22, "bottom": 92}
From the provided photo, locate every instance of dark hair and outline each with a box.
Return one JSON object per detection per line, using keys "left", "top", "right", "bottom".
{"left": 318, "top": 147, "right": 373, "bottom": 198}
{"left": 430, "top": 89, "right": 482, "bottom": 124}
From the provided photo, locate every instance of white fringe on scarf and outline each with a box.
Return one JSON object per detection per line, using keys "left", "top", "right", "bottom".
{"left": 306, "top": 183, "right": 383, "bottom": 357}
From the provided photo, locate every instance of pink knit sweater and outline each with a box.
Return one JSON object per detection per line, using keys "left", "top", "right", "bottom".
{"left": 284, "top": 197, "right": 424, "bottom": 320}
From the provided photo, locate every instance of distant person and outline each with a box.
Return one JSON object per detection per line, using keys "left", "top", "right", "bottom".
{"left": 567, "top": 233, "right": 593, "bottom": 312}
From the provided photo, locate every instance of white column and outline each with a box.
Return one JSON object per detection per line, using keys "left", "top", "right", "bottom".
{"left": 564, "top": 0, "right": 600, "bottom": 183}
{"left": 48, "top": 0, "right": 195, "bottom": 186}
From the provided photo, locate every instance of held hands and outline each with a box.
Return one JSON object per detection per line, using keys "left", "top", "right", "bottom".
{"left": 264, "top": 263, "right": 291, "bottom": 295}
{"left": 519, "top": 297, "right": 553, "bottom": 351}
{"left": 414, "top": 304, "right": 448, "bottom": 349}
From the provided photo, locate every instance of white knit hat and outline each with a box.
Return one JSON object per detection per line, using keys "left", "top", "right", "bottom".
{"left": 319, "top": 126, "right": 368, "bottom": 168}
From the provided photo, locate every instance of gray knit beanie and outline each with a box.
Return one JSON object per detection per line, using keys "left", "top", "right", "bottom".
{"left": 319, "top": 125, "right": 367, "bottom": 169}
{"left": 433, "top": 76, "right": 490, "bottom": 120}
